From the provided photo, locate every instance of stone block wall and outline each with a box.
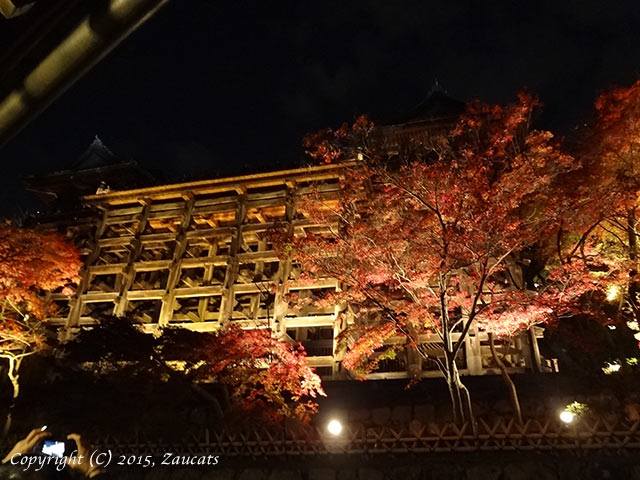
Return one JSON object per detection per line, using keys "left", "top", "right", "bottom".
{"left": 109, "top": 453, "right": 640, "bottom": 480}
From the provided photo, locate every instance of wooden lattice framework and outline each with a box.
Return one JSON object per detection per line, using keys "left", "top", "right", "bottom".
{"left": 47, "top": 162, "right": 549, "bottom": 379}
{"left": 3, "top": 418, "right": 638, "bottom": 456}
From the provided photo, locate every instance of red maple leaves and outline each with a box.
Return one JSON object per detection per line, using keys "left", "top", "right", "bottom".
{"left": 159, "top": 325, "right": 325, "bottom": 423}
{"left": 0, "top": 224, "right": 82, "bottom": 399}
{"left": 0, "top": 224, "right": 81, "bottom": 318}
{"left": 273, "top": 92, "right": 608, "bottom": 422}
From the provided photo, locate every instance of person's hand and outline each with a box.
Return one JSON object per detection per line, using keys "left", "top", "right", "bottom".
{"left": 66, "top": 433, "right": 103, "bottom": 478}
{"left": 2, "top": 428, "right": 50, "bottom": 463}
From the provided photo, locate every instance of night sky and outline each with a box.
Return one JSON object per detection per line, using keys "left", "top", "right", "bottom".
{"left": 2, "top": 0, "right": 640, "bottom": 214}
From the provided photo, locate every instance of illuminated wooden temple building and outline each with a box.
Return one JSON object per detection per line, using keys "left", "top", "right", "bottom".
{"left": 26, "top": 93, "right": 553, "bottom": 380}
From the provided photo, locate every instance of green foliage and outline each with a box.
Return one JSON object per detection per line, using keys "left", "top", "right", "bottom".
{"left": 565, "top": 401, "right": 590, "bottom": 417}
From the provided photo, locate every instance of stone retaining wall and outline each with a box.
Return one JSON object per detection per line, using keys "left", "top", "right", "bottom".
{"left": 108, "top": 452, "right": 640, "bottom": 480}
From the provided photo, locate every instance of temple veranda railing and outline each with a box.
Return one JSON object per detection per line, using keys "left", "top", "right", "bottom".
{"left": 43, "top": 163, "right": 548, "bottom": 379}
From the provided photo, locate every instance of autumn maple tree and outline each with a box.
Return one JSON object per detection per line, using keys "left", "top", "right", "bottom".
{"left": 65, "top": 317, "right": 325, "bottom": 424}
{"left": 558, "top": 79, "right": 640, "bottom": 345}
{"left": 160, "top": 325, "right": 325, "bottom": 423}
{"left": 0, "top": 224, "right": 81, "bottom": 400}
{"left": 273, "top": 93, "right": 599, "bottom": 425}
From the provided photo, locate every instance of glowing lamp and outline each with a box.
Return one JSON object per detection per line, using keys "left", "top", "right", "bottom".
{"left": 327, "top": 419, "right": 343, "bottom": 436}
{"left": 559, "top": 410, "right": 574, "bottom": 424}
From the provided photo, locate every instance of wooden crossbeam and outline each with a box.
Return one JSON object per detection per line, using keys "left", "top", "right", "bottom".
{"left": 84, "top": 162, "right": 353, "bottom": 206}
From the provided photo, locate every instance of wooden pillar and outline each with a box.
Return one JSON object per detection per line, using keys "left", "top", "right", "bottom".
{"left": 113, "top": 201, "right": 150, "bottom": 317}
{"left": 218, "top": 194, "right": 246, "bottom": 324}
{"left": 249, "top": 238, "right": 267, "bottom": 321}
{"left": 464, "top": 319, "right": 484, "bottom": 375}
{"left": 273, "top": 184, "right": 296, "bottom": 338}
{"left": 66, "top": 207, "right": 109, "bottom": 328}
{"left": 526, "top": 327, "right": 542, "bottom": 373}
{"left": 158, "top": 194, "right": 194, "bottom": 326}
{"left": 198, "top": 241, "right": 218, "bottom": 322}
{"left": 331, "top": 283, "right": 344, "bottom": 376}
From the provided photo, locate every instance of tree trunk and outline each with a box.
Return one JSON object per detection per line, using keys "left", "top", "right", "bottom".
{"left": 629, "top": 208, "right": 638, "bottom": 263}
{"left": 447, "top": 368, "right": 464, "bottom": 424}
{"left": 458, "top": 380, "right": 475, "bottom": 429}
{"left": 445, "top": 378, "right": 461, "bottom": 424}
{"left": 189, "top": 383, "right": 225, "bottom": 421}
{"left": 419, "top": 345, "right": 476, "bottom": 433}
{"left": 488, "top": 333, "right": 523, "bottom": 425}
{"left": 627, "top": 209, "right": 640, "bottom": 322}
{"left": 3, "top": 411, "right": 11, "bottom": 435}
{"left": 8, "top": 357, "right": 20, "bottom": 399}
{"left": 3, "top": 356, "right": 22, "bottom": 434}
{"left": 436, "top": 277, "right": 476, "bottom": 432}
{"left": 152, "top": 358, "right": 225, "bottom": 421}
{"left": 444, "top": 351, "right": 475, "bottom": 431}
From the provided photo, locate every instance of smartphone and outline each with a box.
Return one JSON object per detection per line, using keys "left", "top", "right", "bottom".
{"left": 40, "top": 438, "right": 77, "bottom": 458}
{"left": 41, "top": 440, "right": 66, "bottom": 457}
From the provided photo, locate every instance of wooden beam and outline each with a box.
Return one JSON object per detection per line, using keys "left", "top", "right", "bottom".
{"left": 281, "top": 315, "right": 336, "bottom": 328}
{"left": 198, "top": 241, "right": 218, "bottom": 322}
{"left": 66, "top": 208, "right": 109, "bottom": 327}
{"left": 180, "top": 256, "right": 229, "bottom": 267}
{"left": 273, "top": 186, "right": 295, "bottom": 338}
{"left": 307, "top": 356, "right": 334, "bottom": 367}
{"left": 83, "top": 162, "right": 354, "bottom": 206}
{"left": 158, "top": 195, "right": 194, "bottom": 326}
{"left": 113, "top": 202, "right": 151, "bottom": 317}
{"left": 80, "top": 292, "right": 119, "bottom": 303}
{"left": 218, "top": 195, "right": 246, "bottom": 324}
{"left": 127, "top": 290, "right": 164, "bottom": 300}
{"left": 89, "top": 263, "right": 127, "bottom": 275}
{"left": 175, "top": 286, "right": 222, "bottom": 297}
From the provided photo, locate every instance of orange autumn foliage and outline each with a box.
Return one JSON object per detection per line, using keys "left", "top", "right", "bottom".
{"left": 0, "top": 224, "right": 81, "bottom": 399}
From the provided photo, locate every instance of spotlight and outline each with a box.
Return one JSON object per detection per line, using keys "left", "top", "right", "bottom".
{"left": 327, "top": 419, "right": 343, "bottom": 436}
{"left": 559, "top": 410, "right": 574, "bottom": 424}
{"left": 606, "top": 285, "right": 620, "bottom": 302}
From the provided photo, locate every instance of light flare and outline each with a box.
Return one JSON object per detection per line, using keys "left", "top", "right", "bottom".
{"left": 327, "top": 419, "right": 343, "bottom": 436}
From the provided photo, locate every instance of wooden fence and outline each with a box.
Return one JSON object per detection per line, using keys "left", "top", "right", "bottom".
{"left": 4, "top": 418, "right": 636, "bottom": 457}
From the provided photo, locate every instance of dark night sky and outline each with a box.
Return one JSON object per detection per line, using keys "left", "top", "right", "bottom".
{"left": 2, "top": 0, "right": 640, "bottom": 214}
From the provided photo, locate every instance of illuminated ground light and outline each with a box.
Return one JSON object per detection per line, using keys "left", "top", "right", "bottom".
{"left": 606, "top": 285, "right": 621, "bottom": 301}
{"left": 559, "top": 410, "right": 575, "bottom": 424}
{"left": 602, "top": 361, "right": 621, "bottom": 374}
{"left": 327, "top": 419, "right": 343, "bottom": 436}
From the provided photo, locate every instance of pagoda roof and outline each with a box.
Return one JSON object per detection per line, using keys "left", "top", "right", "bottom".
{"left": 24, "top": 136, "right": 157, "bottom": 201}
{"left": 70, "top": 135, "right": 120, "bottom": 171}
{"left": 388, "top": 84, "right": 465, "bottom": 127}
